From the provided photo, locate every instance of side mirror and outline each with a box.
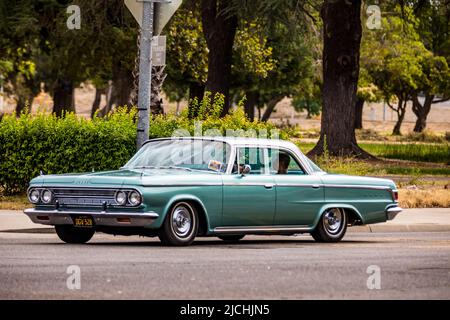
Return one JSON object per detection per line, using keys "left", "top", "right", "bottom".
{"left": 241, "top": 164, "right": 251, "bottom": 176}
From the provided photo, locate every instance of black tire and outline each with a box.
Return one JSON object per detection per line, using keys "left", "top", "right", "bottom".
{"left": 158, "top": 202, "right": 198, "bottom": 246}
{"left": 218, "top": 235, "right": 245, "bottom": 242}
{"left": 311, "top": 208, "right": 347, "bottom": 242}
{"left": 55, "top": 225, "right": 95, "bottom": 244}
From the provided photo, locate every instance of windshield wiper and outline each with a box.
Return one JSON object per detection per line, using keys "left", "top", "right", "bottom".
{"left": 130, "top": 166, "right": 158, "bottom": 169}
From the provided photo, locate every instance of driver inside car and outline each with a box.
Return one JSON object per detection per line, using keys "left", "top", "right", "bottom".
{"left": 273, "top": 152, "right": 290, "bottom": 174}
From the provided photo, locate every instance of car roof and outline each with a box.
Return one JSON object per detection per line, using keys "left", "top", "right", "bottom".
{"left": 146, "top": 136, "right": 300, "bottom": 150}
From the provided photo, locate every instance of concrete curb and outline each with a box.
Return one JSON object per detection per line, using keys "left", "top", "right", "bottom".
{"left": 348, "top": 224, "right": 450, "bottom": 233}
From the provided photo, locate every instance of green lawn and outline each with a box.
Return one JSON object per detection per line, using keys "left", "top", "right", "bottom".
{"left": 298, "top": 142, "right": 450, "bottom": 164}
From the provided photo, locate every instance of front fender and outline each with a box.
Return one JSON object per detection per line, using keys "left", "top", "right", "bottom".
{"left": 160, "top": 194, "right": 211, "bottom": 231}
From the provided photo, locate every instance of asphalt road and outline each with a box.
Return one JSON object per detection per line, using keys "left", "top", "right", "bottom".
{"left": 0, "top": 230, "right": 449, "bottom": 299}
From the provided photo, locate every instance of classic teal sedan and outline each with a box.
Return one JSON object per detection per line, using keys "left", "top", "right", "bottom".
{"left": 24, "top": 137, "right": 401, "bottom": 246}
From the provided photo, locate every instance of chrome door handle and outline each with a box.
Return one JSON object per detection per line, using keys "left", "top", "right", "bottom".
{"left": 264, "top": 183, "right": 275, "bottom": 189}
{"left": 312, "top": 184, "right": 320, "bottom": 189}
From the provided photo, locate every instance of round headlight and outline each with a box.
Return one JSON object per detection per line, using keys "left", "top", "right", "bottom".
{"left": 115, "top": 191, "right": 127, "bottom": 206}
{"left": 41, "top": 189, "right": 53, "bottom": 204}
{"left": 128, "top": 191, "right": 142, "bottom": 206}
{"left": 28, "top": 189, "right": 40, "bottom": 204}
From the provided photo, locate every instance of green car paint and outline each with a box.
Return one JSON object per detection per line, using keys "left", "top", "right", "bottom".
{"left": 24, "top": 137, "right": 401, "bottom": 242}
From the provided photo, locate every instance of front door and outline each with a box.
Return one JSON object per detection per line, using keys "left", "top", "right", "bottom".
{"left": 267, "top": 148, "right": 324, "bottom": 226}
{"left": 222, "top": 146, "right": 275, "bottom": 226}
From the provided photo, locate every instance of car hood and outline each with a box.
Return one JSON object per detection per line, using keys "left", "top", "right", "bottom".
{"left": 30, "top": 169, "right": 222, "bottom": 187}
{"left": 320, "top": 174, "right": 397, "bottom": 189}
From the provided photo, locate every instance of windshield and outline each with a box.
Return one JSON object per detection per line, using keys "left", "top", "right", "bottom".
{"left": 124, "top": 139, "right": 231, "bottom": 173}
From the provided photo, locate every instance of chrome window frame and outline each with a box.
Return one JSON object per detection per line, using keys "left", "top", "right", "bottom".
{"left": 226, "top": 144, "right": 312, "bottom": 175}
{"left": 265, "top": 146, "right": 309, "bottom": 176}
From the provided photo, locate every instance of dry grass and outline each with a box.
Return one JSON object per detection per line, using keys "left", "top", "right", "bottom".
{"left": 0, "top": 194, "right": 29, "bottom": 210}
{"left": 399, "top": 189, "right": 450, "bottom": 209}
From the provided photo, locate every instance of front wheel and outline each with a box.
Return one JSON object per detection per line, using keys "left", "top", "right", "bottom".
{"left": 158, "top": 202, "right": 198, "bottom": 246}
{"left": 311, "top": 208, "right": 347, "bottom": 242}
{"left": 55, "top": 225, "right": 95, "bottom": 244}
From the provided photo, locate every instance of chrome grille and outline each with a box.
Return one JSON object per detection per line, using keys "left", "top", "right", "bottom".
{"left": 52, "top": 188, "right": 116, "bottom": 206}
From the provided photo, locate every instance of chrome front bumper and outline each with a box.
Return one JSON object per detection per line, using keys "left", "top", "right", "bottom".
{"left": 24, "top": 208, "right": 159, "bottom": 227}
{"left": 386, "top": 206, "right": 402, "bottom": 220}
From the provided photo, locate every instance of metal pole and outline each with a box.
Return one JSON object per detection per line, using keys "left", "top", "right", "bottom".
{"left": 136, "top": 1, "right": 154, "bottom": 149}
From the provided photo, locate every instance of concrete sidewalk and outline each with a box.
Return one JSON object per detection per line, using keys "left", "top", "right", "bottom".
{"left": 0, "top": 208, "right": 449, "bottom": 233}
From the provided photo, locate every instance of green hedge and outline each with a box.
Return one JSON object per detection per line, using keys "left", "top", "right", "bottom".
{"left": 0, "top": 108, "right": 137, "bottom": 194}
{"left": 0, "top": 95, "right": 284, "bottom": 194}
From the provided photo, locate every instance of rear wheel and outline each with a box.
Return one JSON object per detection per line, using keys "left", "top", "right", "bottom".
{"left": 55, "top": 225, "right": 95, "bottom": 244}
{"left": 159, "top": 202, "right": 198, "bottom": 246}
{"left": 218, "top": 235, "right": 245, "bottom": 242}
{"left": 311, "top": 208, "right": 347, "bottom": 242}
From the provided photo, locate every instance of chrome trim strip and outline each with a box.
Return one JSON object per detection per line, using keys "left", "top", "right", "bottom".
{"left": 323, "top": 184, "right": 392, "bottom": 190}
{"left": 27, "top": 186, "right": 144, "bottom": 207}
{"left": 222, "top": 182, "right": 274, "bottom": 187}
{"left": 276, "top": 183, "right": 319, "bottom": 187}
{"left": 143, "top": 183, "right": 221, "bottom": 187}
{"left": 386, "top": 206, "right": 402, "bottom": 220}
{"left": 214, "top": 225, "right": 311, "bottom": 234}
{"left": 24, "top": 208, "right": 159, "bottom": 227}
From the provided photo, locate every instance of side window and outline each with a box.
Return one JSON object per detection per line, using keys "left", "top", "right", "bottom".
{"left": 232, "top": 147, "right": 265, "bottom": 175}
{"left": 268, "top": 148, "right": 306, "bottom": 175}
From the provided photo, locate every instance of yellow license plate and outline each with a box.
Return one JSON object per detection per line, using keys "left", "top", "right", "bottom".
{"left": 72, "top": 215, "right": 94, "bottom": 227}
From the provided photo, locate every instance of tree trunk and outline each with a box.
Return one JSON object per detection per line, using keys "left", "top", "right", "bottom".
{"left": 354, "top": 97, "right": 364, "bottom": 129}
{"left": 175, "top": 101, "right": 181, "bottom": 115}
{"left": 308, "top": 0, "right": 371, "bottom": 158}
{"left": 91, "top": 88, "right": 105, "bottom": 118}
{"left": 412, "top": 94, "right": 434, "bottom": 133}
{"left": 109, "top": 66, "right": 133, "bottom": 110}
{"left": 53, "top": 79, "right": 75, "bottom": 117}
{"left": 261, "top": 95, "right": 284, "bottom": 122}
{"left": 306, "top": 100, "right": 312, "bottom": 119}
{"left": 201, "top": 0, "right": 238, "bottom": 116}
{"left": 392, "top": 99, "right": 407, "bottom": 135}
{"left": 150, "top": 66, "right": 166, "bottom": 115}
{"left": 244, "top": 91, "right": 258, "bottom": 121}
{"left": 188, "top": 82, "right": 205, "bottom": 118}
{"left": 15, "top": 96, "right": 28, "bottom": 115}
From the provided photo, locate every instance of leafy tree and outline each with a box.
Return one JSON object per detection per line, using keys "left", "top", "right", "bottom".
{"left": 0, "top": 0, "right": 40, "bottom": 113}
{"left": 354, "top": 66, "right": 383, "bottom": 129}
{"left": 292, "top": 77, "right": 322, "bottom": 119}
{"left": 164, "top": 5, "right": 208, "bottom": 116}
{"left": 410, "top": 0, "right": 450, "bottom": 132}
{"left": 231, "top": 9, "right": 317, "bottom": 122}
{"left": 362, "top": 8, "right": 447, "bottom": 135}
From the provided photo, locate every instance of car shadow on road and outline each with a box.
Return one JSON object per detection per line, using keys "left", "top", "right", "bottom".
{"left": 73, "top": 238, "right": 380, "bottom": 248}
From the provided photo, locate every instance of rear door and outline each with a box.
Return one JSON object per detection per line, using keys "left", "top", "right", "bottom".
{"left": 268, "top": 148, "right": 324, "bottom": 226}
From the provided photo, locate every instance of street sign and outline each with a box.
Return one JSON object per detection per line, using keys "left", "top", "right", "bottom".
{"left": 152, "top": 36, "right": 166, "bottom": 66}
{"left": 124, "top": 0, "right": 181, "bottom": 149}
{"left": 153, "top": 0, "right": 182, "bottom": 35}
{"left": 125, "top": 0, "right": 182, "bottom": 34}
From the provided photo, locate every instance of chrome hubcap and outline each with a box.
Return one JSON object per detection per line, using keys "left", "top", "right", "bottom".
{"left": 171, "top": 205, "right": 192, "bottom": 238}
{"left": 323, "top": 208, "right": 343, "bottom": 235}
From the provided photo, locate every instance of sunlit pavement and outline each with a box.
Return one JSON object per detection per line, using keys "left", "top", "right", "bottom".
{"left": 0, "top": 226, "right": 449, "bottom": 299}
